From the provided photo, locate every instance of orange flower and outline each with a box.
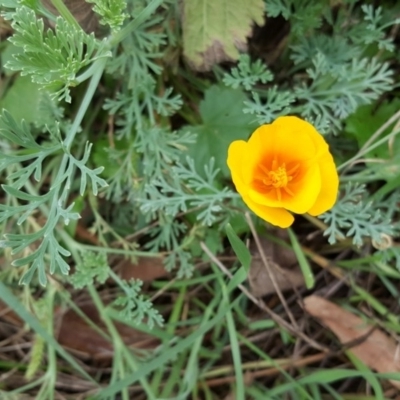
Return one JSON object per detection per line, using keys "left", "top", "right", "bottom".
{"left": 227, "top": 116, "right": 339, "bottom": 228}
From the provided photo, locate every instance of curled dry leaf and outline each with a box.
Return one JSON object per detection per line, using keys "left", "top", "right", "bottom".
{"left": 304, "top": 295, "right": 400, "bottom": 389}
{"left": 248, "top": 233, "right": 305, "bottom": 297}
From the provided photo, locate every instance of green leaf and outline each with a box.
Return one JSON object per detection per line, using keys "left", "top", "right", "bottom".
{"left": 223, "top": 54, "right": 273, "bottom": 91}
{"left": 345, "top": 100, "right": 400, "bottom": 159}
{"left": 321, "top": 183, "right": 394, "bottom": 247}
{"left": 225, "top": 223, "right": 251, "bottom": 292}
{"left": 226, "top": 266, "right": 248, "bottom": 293}
{"left": 0, "top": 76, "right": 42, "bottom": 124}
{"left": 225, "top": 223, "right": 251, "bottom": 272}
{"left": 70, "top": 251, "right": 110, "bottom": 289}
{"left": 87, "top": 0, "right": 128, "bottom": 31}
{"left": 182, "top": 0, "right": 264, "bottom": 71}
{"left": 92, "top": 137, "right": 134, "bottom": 179}
{"left": 187, "top": 85, "right": 258, "bottom": 177}
{"left": 288, "top": 228, "right": 314, "bottom": 289}
{"left": 111, "top": 279, "right": 164, "bottom": 329}
{"left": 2, "top": 185, "right": 48, "bottom": 202}
{"left": 5, "top": 6, "right": 109, "bottom": 102}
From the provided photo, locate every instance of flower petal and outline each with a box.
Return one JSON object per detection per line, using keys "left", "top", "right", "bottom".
{"left": 241, "top": 193, "right": 294, "bottom": 228}
{"left": 227, "top": 140, "right": 248, "bottom": 193}
{"left": 282, "top": 163, "right": 321, "bottom": 213}
{"left": 308, "top": 151, "right": 339, "bottom": 216}
{"left": 268, "top": 116, "right": 321, "bottom": 163}
{"left": 242, "top": 125, "right": 270, "bottom": 184}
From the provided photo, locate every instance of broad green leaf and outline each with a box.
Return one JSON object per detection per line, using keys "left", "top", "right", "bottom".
{"left": 182, "top": 0, "right": 264, "bottom": 71}
{"left": 0, "top": 76, "right": 41, "bottom": 124}
{"left": 345, "top": 100, "right": 400, "bottom": 181}
{"left": 187, "top": 85, "right": 258, "bottom": 177}
{"left": 345, "top": 100, "right": 400, "bottom": 159}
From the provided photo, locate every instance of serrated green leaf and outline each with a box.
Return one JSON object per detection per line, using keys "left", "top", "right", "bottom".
{"left": 182, "top": 0, "right": 264, "bottom": 71}
{"left": 186, "top": 85, "right": 258, "bottom": 177}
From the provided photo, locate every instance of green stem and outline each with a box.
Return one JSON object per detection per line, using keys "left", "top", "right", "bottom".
{"left": 64, "top": 57, "right": 107, "bottom": 150}
{"left": 50, "top": 0, "right": 81, "bottom": 30}
{"left": 109, "top": 0, "right": 164, "bottom": 46}
{"left": 57, "top": 230, "right": 160, "bottom": 258}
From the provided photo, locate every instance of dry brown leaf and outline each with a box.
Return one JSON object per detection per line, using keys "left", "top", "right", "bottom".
{"left": 57, "top": 304, "right": 159, "bottom": 361}
{"left": 0, "top": 300, "right": 159, "bottom": 363}
{"left": 248, "top": 233, "right": 305, "bottom": 297}
{"left": 117, "top": 256, "right": 168, "bottom": 282}
{"left": 304, "top": 295, "right": 400, "bottom": 389}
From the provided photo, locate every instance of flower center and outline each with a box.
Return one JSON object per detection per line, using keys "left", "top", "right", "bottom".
{"left": 260, "top": 159, "right": 299, "bottom": 200}
{"left": 266, "top": 166, "right": 289, "bottom": 188}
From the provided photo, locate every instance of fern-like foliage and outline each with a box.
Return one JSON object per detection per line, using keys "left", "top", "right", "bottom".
{"left": 3, "top": 6, "right": 110, "bottom": 102}
{"left": 0, "top": 112, "right": 107, "bottom": 285}
{"left": 227, "top": 2, "right": 397, "bottom": 133}
{"left": 112, "top": 279, "right": 164, "bottom": 328}
{"left": 87, "top": 0, "right": 128, "bottom": 31}
{"left": 223, "top": 54, "right": 273, "bottom": 91}
{"left": 321, "top": 183, "right": 394, "bottom": 247}
{"left": 265, "top": 0, "right": 325, "bottom": 36}
{"left": 140, "top": 157, "right": 238, "bottom": 226}
{"left": 295, "top": 55, "right": 393, "bottom": 127}
{"left": 70, "top": 251, "right": 110, "bottom": 289}
{"left": 243, "top": 88, "right": 295, "bottom": 124}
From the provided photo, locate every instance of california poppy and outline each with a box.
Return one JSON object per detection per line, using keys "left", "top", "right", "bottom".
{"left": 227, "top": 116, "right": 339, "bottom": 228}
